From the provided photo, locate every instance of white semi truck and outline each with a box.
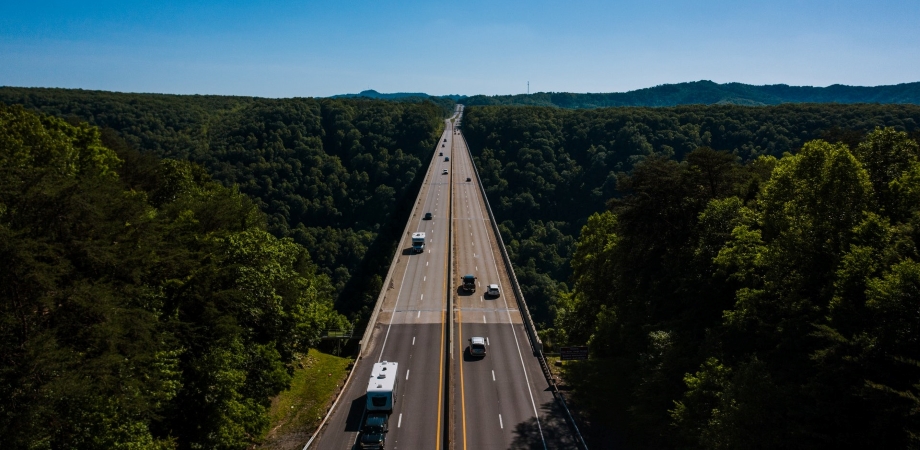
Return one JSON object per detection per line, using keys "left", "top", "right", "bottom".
{"left": 411, "top": 232, "right": 425, "bottom": 253}
{"left": 366, "top": 361, "right": 398, "bottom": 411}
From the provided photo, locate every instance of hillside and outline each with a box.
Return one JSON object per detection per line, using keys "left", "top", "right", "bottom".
{"left": 462, "top": 103, "right": 920, "bottom": 448}
{"left": 463, "top": 80, "right": 920, "bottom": 108}
{"left": 0, "top": 87, "right": 449, "bottom": 320}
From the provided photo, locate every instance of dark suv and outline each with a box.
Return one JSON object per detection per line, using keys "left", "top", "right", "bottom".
{"left": 360, "top": 412, "right": 389, "bottom": 449}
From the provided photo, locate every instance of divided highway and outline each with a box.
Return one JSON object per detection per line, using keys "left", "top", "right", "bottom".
{"left": 310, "top": 105, "right": 578, "bottom": 449}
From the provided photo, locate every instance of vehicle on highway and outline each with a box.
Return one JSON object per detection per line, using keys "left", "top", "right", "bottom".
{"left": 411, "top": 232, "right": 425, "bottom": 253}
{"left": 442, "top": 169, "right": 448, "bottom": 175}
{"left": 468, "top": 337, "right": 487, "bottom": 357}
{"left": 466, "top": 177, "right": 471, "bottom": 182}
{"left": 444, "top": 138, "right": 447, "bottom": 142}
{"left": 424, "top": 212, "right": 432, "bottom": 220}
{"left": 439, "top": 152, "right": 443, "bottom": 156}
{"left": 486, "top": 284, "right": 500, "bottom": 297}
{"left": 360, "top": 412, "right": 389, "bottom": 449}
{"left": 444, "top": 157, "right": 449, "bottom": 161}
{"left": 367, "top": 361, "right": 398, "bottom": 411}
{"left": 442, "top": 143, "right": 445, "bottom": 147}
{"left": 461, "top": 274, "right": 476, "bottom": 292}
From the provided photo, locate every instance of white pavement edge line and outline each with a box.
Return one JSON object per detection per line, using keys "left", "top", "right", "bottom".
{"left": 303, "top": 120, "right": 453, "bottom": 450}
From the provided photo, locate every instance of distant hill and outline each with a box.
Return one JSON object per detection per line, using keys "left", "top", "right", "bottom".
{"left": 332, "top": 89, "right": 464, "bottom": 101}
{"left": 462, "top": 80, "right": 920, "bottom": 108}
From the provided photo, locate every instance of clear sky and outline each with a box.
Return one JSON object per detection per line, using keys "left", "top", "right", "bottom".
{"left": 2, "top": 0, "right": 918, "bottom": 97}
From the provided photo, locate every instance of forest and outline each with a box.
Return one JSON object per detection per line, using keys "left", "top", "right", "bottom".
{"left": 6, "top": 86, "right": 920, "bottom": 449}
{"left": 462, "top": 104, "right": 920, "bottom": 448}
{"left": 0, "top": 87, "right": 450, "bottom": 320}
{"left": 463, "top": 80, "right": 920, "bottom": 108}
{"left": 0, "top": 104, "right": 349, "bottom": 448}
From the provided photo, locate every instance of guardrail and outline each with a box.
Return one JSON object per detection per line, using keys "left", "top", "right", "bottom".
{"left": 459, "top": 125, "right": 588, "bottom": 450}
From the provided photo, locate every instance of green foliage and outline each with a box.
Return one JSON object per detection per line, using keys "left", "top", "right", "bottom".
{"left": 0, "top": 105, "right": 346, "bottom": 449}
{"left": 557, "top": 127, "right": 920, "bottom": 448}
{"left": 463, "top": 103, "right": 920, "bottom": 328}
{"left": 0, "top": 87, "right": 447, "bottom": 318}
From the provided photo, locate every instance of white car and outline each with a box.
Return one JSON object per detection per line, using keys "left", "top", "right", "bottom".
{"left": 442, "top": 169, "right": 448, "bottom": 175}
{"left": 469, "top": 337, "right": 487, "bottom": 357}
{"left": 486, "top": 284, "right": 500, "bottom": 297}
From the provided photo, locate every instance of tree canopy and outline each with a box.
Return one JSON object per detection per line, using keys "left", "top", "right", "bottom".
{"left": 0, "top": 105, "right": 347, "bottom": 449}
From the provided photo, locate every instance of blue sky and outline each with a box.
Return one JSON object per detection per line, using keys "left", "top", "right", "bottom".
{"left": 2, "top": 0, "right": 918, "bottom": 97}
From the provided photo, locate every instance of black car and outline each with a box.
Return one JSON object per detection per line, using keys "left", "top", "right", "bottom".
{"left": 360, "top": 412, "right": 389, "bottom": 449}
{"left": 466, "top": 177, "right": 471, "bottom": 182}
{"left": 424, "top": 212, "right": 432, "bottom": 220}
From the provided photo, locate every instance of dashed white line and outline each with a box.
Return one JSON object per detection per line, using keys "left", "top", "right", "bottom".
{"left": 412, "top": 336, "right": 416, "bottom": 345}
{"left": 406, "top": 370, "right": 410, "bottom": 380}
{"left": 398, "top": 413, "right": 403, "bottom": 428}
{"left": 483, "top": 316, "right": 486, "bottom": 323}
{"left": 421, "top": 294, "right": 424, "bottom": 301}
{"left": 417, "top": 310, "right": 421, "bottom": 318}
{"left": 486, "top": 337, "right": 490, "bottom": 345}
{"left": 499, "top": 414, "right": 504, "bottom": 429}
{"left": 424, "top": 276, "right": 426, "bottom": 282}
{"left": 492, "top": 370, "right": 496, "bottom": 381}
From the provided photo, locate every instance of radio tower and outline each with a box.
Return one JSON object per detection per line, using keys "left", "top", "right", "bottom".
{"left": 527, "top": 81, "right": 530, "bottom": 95}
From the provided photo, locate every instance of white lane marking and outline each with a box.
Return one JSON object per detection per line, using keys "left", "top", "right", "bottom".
{"left": 486, "top": 337, "right": 490, "bottom": 345}
{"left": 499, "top": 414, "right": 503, "bottom": 429}
{"left": 412, "top": 336, "right": 416, "bottom": 345}
{"left": 427, "top": 261, "right": 429, "bottom": 266}
{"left": 492, "top": 370, "right": 496, "bottom": 381}
{"left": 476, "top": 266, "right": 478, "bottom": 271}
{"left": 398, "top": 413, "right": 403, "bottom": 428}
{"left": 428, "top": 249, "right": 431, "bottom": 253}
{"left": 480, "top": 296, "right": 483, "bottom": 303}
{"left": 417, "top": 310, "right": 420, "bottom": 318}
{"left": 421, "top": 294, "right": 424, "bottom": 301}
{"left": 483, "top": 316, "right": 486, "bottom": 323}
{"left": 424, "top": 276, "right": 426, "bottom": 282}
{"left": 406, "top": 370, "right": 410, "bottom": 380}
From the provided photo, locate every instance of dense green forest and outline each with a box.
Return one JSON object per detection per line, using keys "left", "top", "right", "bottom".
{"left": 464, "top": 80, "right": 920, "bottom": 108}
{"left": 462, "top": 103, "right": 920, "bottom": 326}
{"left": 463, "top": 105, "right": 920, "bottom": 448}
{"left": 0, "top": 87, "right": 449, "bottom": 319}
{"left": 0, "top": 105, "right": 348, "bottom": 449}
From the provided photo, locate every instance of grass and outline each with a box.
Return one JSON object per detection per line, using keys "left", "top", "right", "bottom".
{"left": 258, "top": 349, "right": 353, "bottom": 450}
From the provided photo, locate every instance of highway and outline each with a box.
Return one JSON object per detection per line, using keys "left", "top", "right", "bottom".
{"left": 310, "top": 105, "right": 577, "bottom": 449}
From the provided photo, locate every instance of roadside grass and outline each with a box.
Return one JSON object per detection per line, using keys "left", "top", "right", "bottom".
{"left": 258, "top": 349, "right": 353, "bottom": 450}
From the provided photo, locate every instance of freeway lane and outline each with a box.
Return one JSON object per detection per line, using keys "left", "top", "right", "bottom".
{"left": 310, "top": 107, "right": 460, "bottom": 450}
{"left": 451, "top": 110, "right": 573, "bottom": 449}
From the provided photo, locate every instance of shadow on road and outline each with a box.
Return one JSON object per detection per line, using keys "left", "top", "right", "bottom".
{"left": 343, "top": 395, "right": 366, "bottom": 432}
{"left": 456, "top": 286, "right": 474, "bottom": 296}
{"left": 401, "top": 248, "right": 415, "bottom": 256}
{"left": 509, "top": 397, "right": 579, "bottom": 450}
{"left": 461, "top": 346, "right": 485, "bottom": 362}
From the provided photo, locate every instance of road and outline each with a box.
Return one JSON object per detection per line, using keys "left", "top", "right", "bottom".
{"left": 311, "top": 105, "right": 577, "bottom": 449}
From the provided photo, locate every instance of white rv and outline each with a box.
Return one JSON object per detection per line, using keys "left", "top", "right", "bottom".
{"left": 411, "top": 232, "right": 425, "bottom": 253}
{"left": 366, "top": 361, "right": 398, "bottom": 412}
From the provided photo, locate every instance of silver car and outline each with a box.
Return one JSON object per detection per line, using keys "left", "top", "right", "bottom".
{"left": 486, "top": 284, "right": 500, "bottom": 297}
